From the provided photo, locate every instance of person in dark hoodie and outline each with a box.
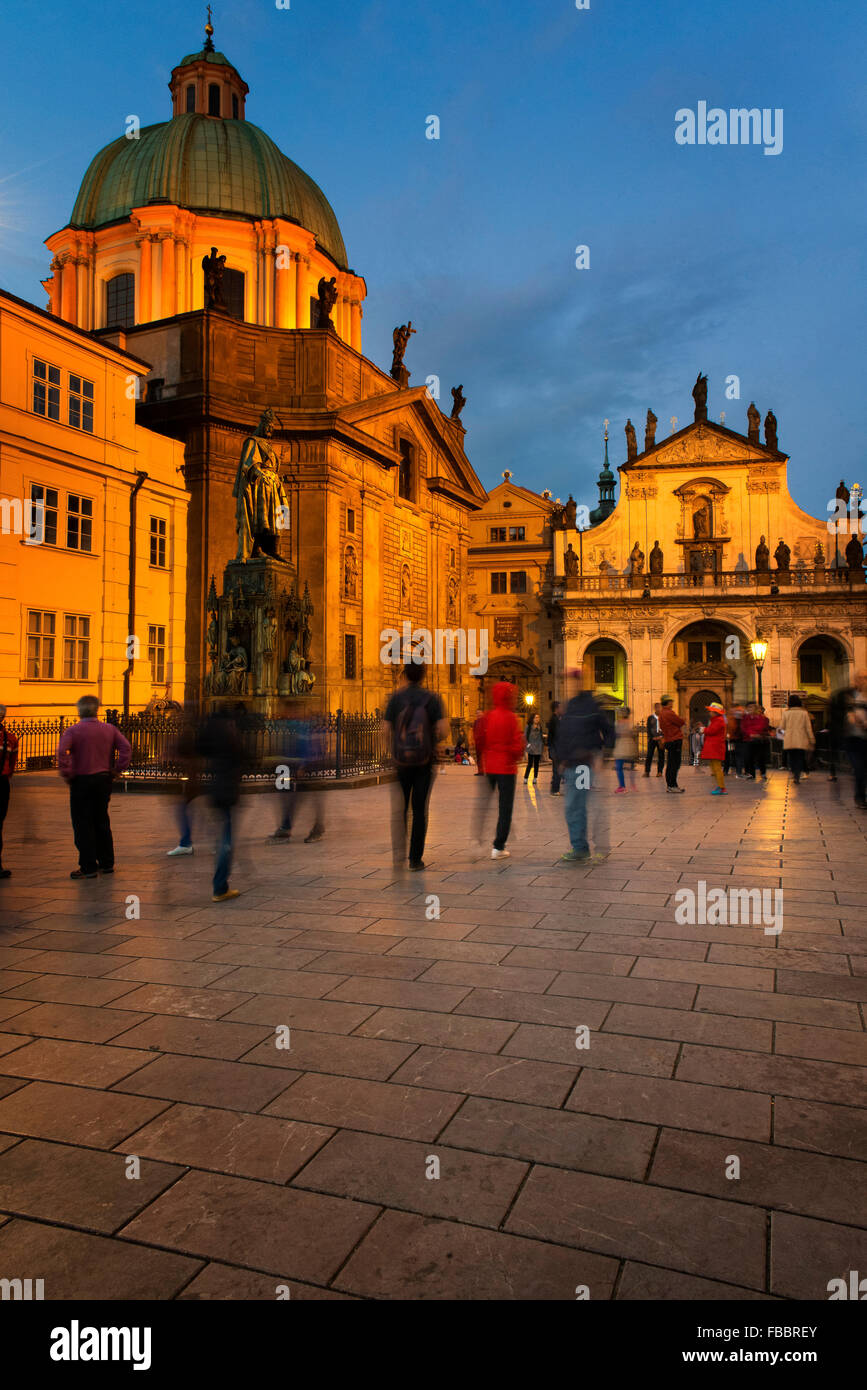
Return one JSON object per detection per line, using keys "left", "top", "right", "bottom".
{"left": 197, "top": 706, "right": 245, "bottom": 901}
{"left": 556, "top": 671, "right": 614, "bottom": 862}
{"left": 548, "top": 701, "right": 562, "bottom": 795}
{"left": 473, "top": 681, "right": 526, "bottom": 858}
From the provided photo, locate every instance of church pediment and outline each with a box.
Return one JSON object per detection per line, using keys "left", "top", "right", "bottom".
{"left": 629, "top": 420, "right": 785, "bottom": 470}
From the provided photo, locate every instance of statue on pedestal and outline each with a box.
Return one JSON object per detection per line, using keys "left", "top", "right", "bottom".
{"left": 391, "top": 322, "right": 416, "bottom": 387}
{"left": 564, "top": 544, "right": 579, "bottom": 582}
{"left": 692, "top": 372, "right": 708, "bottom": 422}
{"left": 625, "top": 419, "right": 637, "bottom": 460}
{"left": 233, "top": 407, "right": 290, "bottom": 563}
{"left": 692, "top": 502, "right": 710, "bottom": 538}
{"left": 649, "top": 540, "right": 664, "bottom": 574}
{"left": 814, "top": 540, "right": 825, "bottom": 568}
{"left": 450, "top": 385, "right": 466, "bottom": 422}
{"left": 317, "top": 276, "right": 338, "bottom": 330}
{"left": 755, "top": 535, "right": 770, "bottom": 571}
{"left": 645, "top": 409, "right": 657, "bottom": 451}
{"left": 747, "top": 402, "right": 761, "bottom": 442}
{"left": 629, "top": 541, "right": 645, "bottom": 575}
{"left": 564, "top": 495, "right": 577, "bottom": 529}
{"left": 774, "top": 538, "right": 791, "bottom": 571}
{"left": 765, "top": 410, "right": 778, "bottom": 451}
{"left": 202, "top": 247, "right": 227, "bottom": 311}
{"left": 846, "top": 533, "right": 864, "bottom": 572}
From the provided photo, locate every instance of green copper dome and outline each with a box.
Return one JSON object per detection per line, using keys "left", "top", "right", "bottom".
{"left": 69, "top": 113, "right": 348, "bottom": 270}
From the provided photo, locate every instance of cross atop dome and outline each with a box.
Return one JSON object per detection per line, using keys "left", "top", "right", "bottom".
{"left": 204, "top": 5, "right": 215, "bottom": 53}
{"left": 169, "top": 19, "right": 249, "bottom": 120}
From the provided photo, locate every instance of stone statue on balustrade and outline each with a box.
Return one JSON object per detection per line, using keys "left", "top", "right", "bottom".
{"left": 747, "top": 402, "right": 761, "bottom": 443}
{"left": 774, "top": 538, "right": 791, "bottom": 571}
{"left": 317, "top": 276, "right": 338, "bottom": 330}
{"left": 202, "top": 247, "right": 227, "bottom": 311}
{"left": 629, "top": 541, "right": 644, "bottom": 575}
{"left": 649, "top": 541, "right": 664, "bottom": 576}
{"left": 564, "top": 543, "right": 579, "bottom": 582}
{"left": 765, "top": 410, "right": 778, "bottom": 451}
{"left": 846, "top": 533, "right": 864, "bottom": 573}
{"left": 692, "top": 372, "right": 708, "bottom": 422}
{"left": 645, "top": 410, "right": 657, "bottom": 450}
{"left": 625, "top": 419, "right": 637, "bottom": 460}
{"left": 564, "top": 495, "right": 577, "bottom": 529}
{"left": 755, "top": 535, "right": 770, "bottom": 571}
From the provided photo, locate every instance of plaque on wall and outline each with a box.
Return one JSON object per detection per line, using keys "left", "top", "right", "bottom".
{"left": 494, "top": 617, "right": 523, "bottom": 649}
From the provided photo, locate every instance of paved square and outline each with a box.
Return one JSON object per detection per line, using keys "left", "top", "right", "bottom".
{"left": 0, "top": 762, "right": 865, "bottom": 1300}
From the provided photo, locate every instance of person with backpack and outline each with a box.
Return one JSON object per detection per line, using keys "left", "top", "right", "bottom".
{"left": 556, "top": 672, "right": 614, "bottom": 862}
{"left": 384, "top": 662, "right": 447, "bottom": 870}
{"left": 0, "top": 705, "right": 19, "bottom": 879}
{"left": 473, "top": 681, "right": 525, "bottom": 858}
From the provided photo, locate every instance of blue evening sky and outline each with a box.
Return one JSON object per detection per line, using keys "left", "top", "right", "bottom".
{"left": 1, "top": 0, "right": 864, "bottom": 519}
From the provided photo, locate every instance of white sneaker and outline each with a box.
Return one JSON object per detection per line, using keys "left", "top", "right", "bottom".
{"left": 167, "top": 845, "right": 194, "bottom": 856}
{"left": 491, "top": 848, "right": 511, "bottom": 858}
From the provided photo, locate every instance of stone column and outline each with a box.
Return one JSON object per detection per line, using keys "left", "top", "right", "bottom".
{"left": 138, "top": 235, "right": 153, "bottom": 321}
{"left": 275, "top": 248, "right": 293, "bottom": 327}
{"left": 350, "top": 299, "right": 361, "bottom": 351}
{"left": 60, "top": 256, "right": 75, "bottom": 322}
{"left": 294, "top": 254, "right": 307, "bottom": 328}
{"left": 161, "top": 235, "right": 177, "bottom": 319}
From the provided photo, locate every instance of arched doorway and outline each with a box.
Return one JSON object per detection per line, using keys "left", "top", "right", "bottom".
{"left": 476, "top": 658, "right": 541, "bottom": 720}
{"left": 582, "top": 639, "right": 627, "bottom": 706}
{"left": 795, "top": 635, "right": 850, "bottom": 730}
{"left": 689, "top": 688, "right": 723, "bottom": 726}
{"left": 667, "top": 620, "right": 750, "bottom": 717}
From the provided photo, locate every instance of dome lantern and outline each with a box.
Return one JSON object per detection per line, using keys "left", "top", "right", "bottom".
{"left": 169, "top": 10, "right": 249, "bottom": 121}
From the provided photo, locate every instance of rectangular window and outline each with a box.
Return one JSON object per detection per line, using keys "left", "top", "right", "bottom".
{"left": 449, "top": 650, "right": 457, "bottom": 684}
{"left": 449, "top": 547, "right": 456, "bottom": 567}
{"left": 26, "top": 610, "right": 56, "bottom": 679}
{"left": 68, "top": 374, "right": 94, "bottom": 433}
{"left": 185, "top": 84, "right": 196, "bottom": 112}
{"left": 106, "top": 273, "right": 135, "bottom": 331}
{"left": 63, "top": 614, "right": 90, "bottom": 680}
{"left": 510, "top": 571, "right": 528, "bottom": 594}
{"left": 687, "top": 641, "right": 703, "bottom": 664}
{"left": 491, "top": 572, "right": 507, "bottom": 594}
{"left": 150, "top": 516, "right": 167, "bottom": 567}
{"left": 32, "top": 359, "right": 61, "bottom": 421}
{"left": 508, "top": 526, "right": 525, "bottom": 541}
{"left": 705, "top": 640, "right": 722, "bottom": 663}
{"left": 30, "top": 485, "right": 58, "bottom": 546}
{"left": 347, "top": 508, "right": 356, "bottom": 534}
{"left": 148, "top": 624, "right": 166, "bottom": 685}
{"left": 489, "top": 527, "right": 507, "bottom": 543}
{"left": 595, "top": 654, "right": 616, "bottom": 685}
{"left": 344, "top": 633, "right": 357, "bottom": 679}
{"left": 66, "top": 494, "right": 93, "bottom": 552}
{"left": 799, "top": 653, "right": 824, "bottom": 685}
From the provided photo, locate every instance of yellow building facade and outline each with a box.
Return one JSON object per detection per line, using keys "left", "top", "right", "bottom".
{"left": 0, "top": 289, "right": 188, "bottom": 717}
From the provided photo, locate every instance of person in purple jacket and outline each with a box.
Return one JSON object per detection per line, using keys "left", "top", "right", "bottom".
{"left": 57, "top": 696, "right": 131, "bottom": 878}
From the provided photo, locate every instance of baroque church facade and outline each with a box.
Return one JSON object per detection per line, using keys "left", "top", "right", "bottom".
{"left": 39, "top": 22, "right": 486, "bottom": 720}
{"left": 470, "top": 388, "right": 866, "bottom": 729}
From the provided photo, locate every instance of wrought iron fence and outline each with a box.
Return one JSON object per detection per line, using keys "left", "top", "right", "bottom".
{"left": 5, "top": 711, "right": 391, "bottom": 782}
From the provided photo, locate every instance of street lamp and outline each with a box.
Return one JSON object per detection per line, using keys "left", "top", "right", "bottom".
{"left": 524, "top": 693, "right": 535, "bottom": 709}
{"left": 750, "top": 637, "right": 768, "bottom": 706}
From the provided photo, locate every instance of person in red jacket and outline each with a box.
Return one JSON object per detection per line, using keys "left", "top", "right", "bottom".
{"left": 473, "top": 681, "right": 525, "bottom": 858}
{"left": 701, "top": 701, "right": 728, "bottom": 794}
{"left": 658, "top": 696, "right": 687, "bottom": 792}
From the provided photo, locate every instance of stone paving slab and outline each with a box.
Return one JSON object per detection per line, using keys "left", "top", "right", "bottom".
{"left": 0, "top": 766, "right": 865, "bottom": 1299}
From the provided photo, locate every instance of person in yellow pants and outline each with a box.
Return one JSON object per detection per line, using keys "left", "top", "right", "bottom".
{"left": 700, "top": 702, "right": 728, "bottom": 795}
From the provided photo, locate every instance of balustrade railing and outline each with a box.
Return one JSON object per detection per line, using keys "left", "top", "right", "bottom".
{"left": 554, "top": 567, "right": 862, "bottom": 594}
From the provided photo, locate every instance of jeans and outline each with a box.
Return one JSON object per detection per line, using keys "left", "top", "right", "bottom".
{"left": 394, "top": 763, "right": 434, "bottom": 864}
{"left": 846, "top": 738, "right": 867, "bottom": 805}
{"left": 746, "top": 740, "right": 767, "bottom": 778}
{"left": 213, "top": 805, "right": 234, "bottom": 894}
{"left": 550, "top": 762, "right": 562, "bottom": 794}
{"left": 177, "top": 776, "right": 201, "bottom": 848}
{"left": 644, "top": 740, "right": 664, "bottom": 776}
{"left": 788, "top": 748, "right": 806, "bottom": 783}
{"left": 524, "top": 754, "right": 541, "bottom": 781}
{"left": 488, "top": 773, "right": 516, "bottom": 849}
{"left": 564, "top": 768, "right": 589, "bottom": 854}
{"left": 69, "top": 773, "right": 114, "bottom": 873}
{"left": 664, "top": 740, "right": 682, "bottom": 788}
{"left": 0, "top": 775, "right": 9, "bottom": 866}
{"left": 615, "top": 759, "right": 635, "bottom": 789}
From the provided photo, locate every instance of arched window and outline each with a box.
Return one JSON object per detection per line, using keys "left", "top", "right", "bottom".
{"left": 232, "top": 93, "right": 239, "bottom": 119}
{"left": 208, "top": 83, "right": 221, "bottom": 116}
{"left": 185, "top": 84, "right": 196, "bottom": 113}
{"left": 222, "top": 268, "right": 245, "bottom": 321}
{"left": 398, "top": 439, "right": 414, "bottom": 501}
{"left": 105, "top": 273, "right": 135, "bottom": 330}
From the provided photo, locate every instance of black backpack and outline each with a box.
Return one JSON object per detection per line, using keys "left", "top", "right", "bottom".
{"left": 394, "top": 692, "right": 434, "bottom": 766}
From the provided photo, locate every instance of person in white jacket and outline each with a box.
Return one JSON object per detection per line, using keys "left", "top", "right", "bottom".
{"left": 778, "top": 696, "right": 815, "bottom": 785}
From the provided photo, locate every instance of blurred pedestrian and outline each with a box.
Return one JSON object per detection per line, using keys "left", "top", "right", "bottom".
{"left": 701, "top": 701, "right": 728, "bottom": 794}
{"left": 384, "top": 662, "right": 447, "bottom": 871}
{"left": 742, "top": 702, "right": 770, "bottom": 781}
{"left": 643, "top": 703, "right": 664, "bottom": 778}
{"left": 689, "top": 719, "right": 704, "bottom": 766}
{"left": 271, "top": 707, "right": 326, "bottom": 843}
{"left": 778, "top": 695, "right": 815, "bottom": 785}
{"left": 827, "top": 684, "right": 853, "bottom": 783}
{"left": 472, "top": 709, "right": 486, "bottom": 775}
{"left": 613, "top": 707, "right": 638, "bottom": 792}
{"left": 524, "top": 712, "right": 543, "bottom": 784}
{"left": 557, "top": 672, "right": 614, "bottom": 862}
{"left": 166, "top": 709, "right": 203, "bottom": 856}
{"left": 0, "top": 704, "right": 18, "bottom": 879}
{"left": 473, "top": 681, "right": 525, "bottom": 858}
{"left": 548, "top": 701, "right": 562, "bottom": 795}
{"left": 845, "top": 673, "right": 867, "bottom": 809}
{"left": 658, "top": 697, "right": 686, "bottom": 792}
{"left": 57, "top": 696, "right": 131, "bottom": 878}
{"left": 197, "top": 707, "right": 244, "bottom": 900}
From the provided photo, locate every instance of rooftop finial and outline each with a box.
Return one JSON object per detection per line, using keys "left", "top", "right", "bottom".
{"left": 204, "top": 3, "right": 215, "bottom": 52}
